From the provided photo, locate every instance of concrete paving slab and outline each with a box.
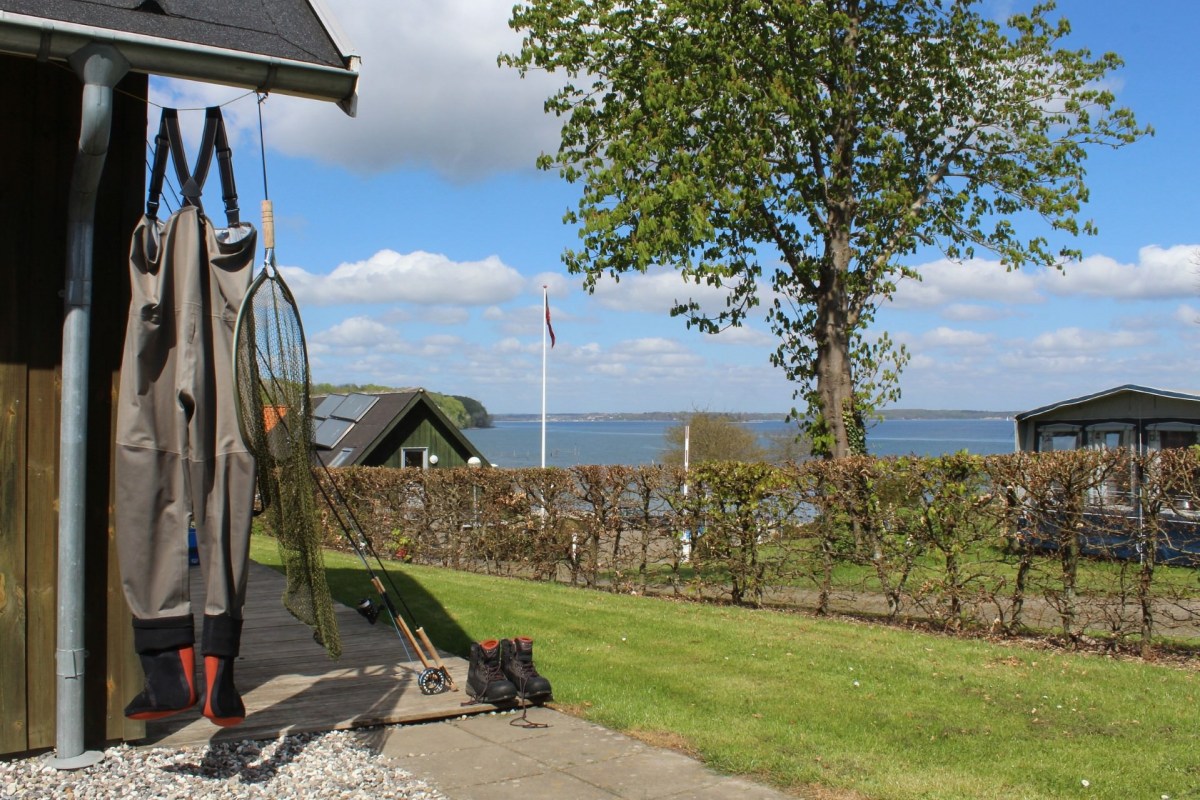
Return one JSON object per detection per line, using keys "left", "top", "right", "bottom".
{"left": 377, "top": 720, "right": 488, "bottom": 758}
{"left": 662, "top": 776, "right": 799, "bottom": 799}
{"left": 371, "top": 707, "right": 800, "bottom": 800}
{"left": 564, "top": 749, "right": 724, "bottom": 799}
{"left": 502, "top": 722, "right": 644, "bottom": 768}
{"left": 384, "top": 740, "right": 545, "bottom": 790}
{"left": 450, "top": 771, "right": 621, "bottom": 800}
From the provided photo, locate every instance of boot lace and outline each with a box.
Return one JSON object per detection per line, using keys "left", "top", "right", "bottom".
{"left": 508, "top": 655, "right": 540, "bottom": 681}
{"left": 484, "top": 655, "right": 507, "bottom": 682}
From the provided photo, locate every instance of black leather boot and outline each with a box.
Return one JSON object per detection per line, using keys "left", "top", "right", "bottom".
{"left": 125, "top": 616, "right": 197, "bottom": 720}
{"left": 501, "top": 636, "right": 553, "bottom": 703}
{"left": 466, "top": 639, "right": 517, "bottom": 705}
{"left": 201, "top": 614, "right": 245, "bottom": 727}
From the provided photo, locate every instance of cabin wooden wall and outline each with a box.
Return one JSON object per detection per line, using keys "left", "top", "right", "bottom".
{"left": 370, "top": 410, "right": 475, "bottom": 469}
{"left": 0, "top": 54, "right": 147, "bottom": 756}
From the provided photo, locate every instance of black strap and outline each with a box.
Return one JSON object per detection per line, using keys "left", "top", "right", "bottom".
{"left": 145, "top": 111, "right": 172, "bottom": 220}
{"left": 213, "top": 109, "right": 240, "bottom": 225}
{"left": 144, "top": 106, "right": 242, "bottom": 226}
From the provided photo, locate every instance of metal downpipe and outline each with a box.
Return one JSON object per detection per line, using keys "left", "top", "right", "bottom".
{"left": 52, "top": 41, "right": 128, "bottom": 770}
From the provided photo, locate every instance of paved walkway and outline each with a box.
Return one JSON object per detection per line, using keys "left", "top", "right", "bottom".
{"left": 366, "top": 706, "right": 798, "bottom": 800}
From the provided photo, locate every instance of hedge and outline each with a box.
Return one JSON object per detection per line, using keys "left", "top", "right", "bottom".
{"left": 279, "top": 449, "right": 1200, "bottom": 655}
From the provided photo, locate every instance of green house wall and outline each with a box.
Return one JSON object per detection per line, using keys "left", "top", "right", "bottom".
{"left": 365, "top": 406, "right": 479, "bottom": 469}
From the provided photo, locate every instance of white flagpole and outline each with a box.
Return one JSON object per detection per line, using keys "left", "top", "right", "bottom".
{"left": 541, "top": 285, "right": 548, "bottom": 469}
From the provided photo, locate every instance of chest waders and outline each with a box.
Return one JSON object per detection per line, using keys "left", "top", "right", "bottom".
{"left": 115, "top": 107, "right": 256, "bottom": 726}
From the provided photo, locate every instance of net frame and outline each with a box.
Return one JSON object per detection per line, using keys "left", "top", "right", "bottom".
{"left": 233, "top": 251, "right": 342, "bottom": 660}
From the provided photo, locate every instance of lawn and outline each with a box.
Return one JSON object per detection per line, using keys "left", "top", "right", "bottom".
{"left": 251, "top": 534, "right": 1200, "bottom": 800}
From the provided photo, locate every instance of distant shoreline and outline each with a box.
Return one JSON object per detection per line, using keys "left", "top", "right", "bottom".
{"left": 490, "top": 409, "right": 1016, "bottom": 424}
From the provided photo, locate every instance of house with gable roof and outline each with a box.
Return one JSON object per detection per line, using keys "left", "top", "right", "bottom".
{"left": 312, "top": 390, "right": 490, "bottom": 469}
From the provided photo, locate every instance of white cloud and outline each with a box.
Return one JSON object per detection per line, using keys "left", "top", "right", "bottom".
{"left": 255, "top": 0, "right": 563, "bottom": 181}
{"left": 315, "top": 316, "right": 394, "bottom": 346}
{"left": 889, "top": 258, "right": 1042, "bottom": 309}
{"left": 282, "top": 250, "right": 524, "bottom": 306}
{"left": 709, "top": 325, "right": 776, "bottom": 346}
{"left": 939, "top": 303, "right": 1011, "bottom": 322}
{"left": 1174, "top": 305, "right": 1200, "bottom": 326}
{"left": 1042, "top": 245, "right": 1200, "bottom": 299}
{"left": 590, "top": 269, "right": 734, "bottom": 315}
{"left": 1028, "top": 327, "right": 1151, "bottom": 353}
{"left": 891, "top": 246, "right": 1200, "bottom": 316}
{"left": 920, "top": 327, "right": 993, "bottom": 349}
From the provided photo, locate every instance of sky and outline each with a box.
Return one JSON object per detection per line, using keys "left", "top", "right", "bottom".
{"left": 150, "top": 0, "right": 1200, "bottom": 416}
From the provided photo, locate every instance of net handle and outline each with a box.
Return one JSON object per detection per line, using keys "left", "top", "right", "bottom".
{"left": 262, "top": 199, "right": 275, "bottom": 250}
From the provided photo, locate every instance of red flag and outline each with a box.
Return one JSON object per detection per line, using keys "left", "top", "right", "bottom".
{"left": 544, "top": 292, "right": 556, "bottom": 348}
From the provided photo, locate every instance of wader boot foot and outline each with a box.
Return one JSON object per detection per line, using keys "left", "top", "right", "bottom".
{"left": 125, "top": 616, "right": 197, "bottom": 721}
{"left": 201, "top": 614, "right": 245, "bottom": 727}
{"left": 124, "top": 646, "right": 198, "bottom": 720}
{"left": 202, "top": 655, "right": 245, "bottom": 726}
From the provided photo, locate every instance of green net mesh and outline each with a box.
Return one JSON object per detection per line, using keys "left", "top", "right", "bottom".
{"left": 234, "top": 268, "right": 341, "bottom": 660}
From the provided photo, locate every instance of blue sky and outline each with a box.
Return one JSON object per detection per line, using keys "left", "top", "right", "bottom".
{"left": 151, "top": 0, "right": 1200, "bottom": 416}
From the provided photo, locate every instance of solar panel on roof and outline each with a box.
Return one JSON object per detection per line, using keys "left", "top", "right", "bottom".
{"left": 313, "top": 394, "right": 347, "bottom": 420}
{"left": 331, "top": 393, "right": 378, "bottom": 422}
{"left": 313, "top": 417, "right": 353, "bottom": 449}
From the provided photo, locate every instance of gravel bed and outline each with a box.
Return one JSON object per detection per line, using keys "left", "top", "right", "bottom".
{"left": 0, "top": 729, "right": 448, "bottom": 800}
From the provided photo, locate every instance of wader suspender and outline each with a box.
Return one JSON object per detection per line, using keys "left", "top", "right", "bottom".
{"left": 146, "top": 107, "right": 241, "bottom": 225}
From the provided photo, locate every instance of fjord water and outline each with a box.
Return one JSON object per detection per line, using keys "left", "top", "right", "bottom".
{"left": 468, "top": 417, "right": 1015, "bottom": 469}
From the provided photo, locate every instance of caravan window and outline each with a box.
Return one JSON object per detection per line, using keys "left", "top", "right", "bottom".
{"left": 1084, "top": 425, "right": 1136, "bottom": 508}
{"left": 1086, "top": 424, "right": 1134, "bottom": 451}
{"left": 1146, "top": 423, "right": 1200, "bottom": 452}
{"left": 1038, "top": 424, "right": 1081, "bottom": 452}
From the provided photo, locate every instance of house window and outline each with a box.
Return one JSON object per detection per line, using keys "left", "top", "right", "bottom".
{"left": 1146, "top": 423, "right": 1200, "bottom": 452}
{"left": 402, "top": 447, "right": 427, "bottom": 469}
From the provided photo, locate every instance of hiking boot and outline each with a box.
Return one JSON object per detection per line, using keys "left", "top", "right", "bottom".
{"left": 466, "top": 639, "right": 518, "bottom": 705}
{"left": 501, "top": 636, "right": 553, "bottom": 702}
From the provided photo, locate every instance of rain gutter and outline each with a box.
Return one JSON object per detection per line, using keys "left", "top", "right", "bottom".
{"left": 0, "top": 10, "right": 359, "bottom": 115}
{"left": 51, "top": 41, "right": 128, "bottom": 770}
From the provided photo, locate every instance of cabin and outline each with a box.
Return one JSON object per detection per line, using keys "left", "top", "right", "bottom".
{"left": 0, "top": 0, "right": 358, "bottom": 761}
{"left": 1014, "top": 385, "right": 1200, "bottom": 566}
{"left": 1015, "top": 384, "right": 1200, "bottom": 454}
{"left": 313, "top": 390, "right": 490, "bottom": 469}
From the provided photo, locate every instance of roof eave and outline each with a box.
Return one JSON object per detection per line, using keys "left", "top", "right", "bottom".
{"left": 0, "top": 10, "right": 360, "bottom": 116}
{"left": 1016, "top": 384, "right": 1200, "bottom": 422}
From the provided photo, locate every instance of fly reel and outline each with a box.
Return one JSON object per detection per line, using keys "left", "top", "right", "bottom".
{"left": 418, "top": 667, "right": 451, "bottom": 695}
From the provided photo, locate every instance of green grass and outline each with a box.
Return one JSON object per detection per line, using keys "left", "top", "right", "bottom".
{"left": 251, "top": 535, "right": 1200, "bottom": 800}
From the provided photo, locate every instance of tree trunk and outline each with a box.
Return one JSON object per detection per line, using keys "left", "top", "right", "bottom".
{"left": 814, "top": 232, "right": 856, "bottom": 459}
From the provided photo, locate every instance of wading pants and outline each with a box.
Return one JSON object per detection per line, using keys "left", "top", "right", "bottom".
{"left": 115, "top": 204, "right": 257, "bottom": 650}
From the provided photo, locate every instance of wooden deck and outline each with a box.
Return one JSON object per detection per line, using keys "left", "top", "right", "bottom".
{"left": 141, "top": 561, "right": 486, "bottom": 747}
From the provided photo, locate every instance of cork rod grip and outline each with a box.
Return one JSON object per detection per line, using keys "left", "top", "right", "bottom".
{"left": 261, "top": 199, "right": 275, "bottom": 249}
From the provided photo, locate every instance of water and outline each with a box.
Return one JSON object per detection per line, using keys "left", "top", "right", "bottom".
{"left": 467, "top": 417, "right": 1015, "bottom": 468}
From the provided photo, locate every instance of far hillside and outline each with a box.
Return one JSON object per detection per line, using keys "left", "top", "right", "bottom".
{"left": 310, "top": 383, "right": 493, "bottom": 429}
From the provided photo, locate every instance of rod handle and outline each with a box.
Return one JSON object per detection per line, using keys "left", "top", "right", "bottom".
{"left": 261, "top": 199, "right": 275, "bottom": 249}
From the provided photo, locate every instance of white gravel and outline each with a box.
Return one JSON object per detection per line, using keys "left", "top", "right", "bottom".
{"left": 0, "top": 729, "right": 447, "bottom": 800}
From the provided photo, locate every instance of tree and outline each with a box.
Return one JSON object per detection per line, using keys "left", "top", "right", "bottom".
{"left": 504, "top": 0, "right": 1148, "bottom": 457}
{"left": 661, "top": 412, "right": 765, "bottom": 465}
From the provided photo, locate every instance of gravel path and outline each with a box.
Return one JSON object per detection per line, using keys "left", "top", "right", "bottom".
{"left": 1, "top": 729, "right": 447, "bottom": 800}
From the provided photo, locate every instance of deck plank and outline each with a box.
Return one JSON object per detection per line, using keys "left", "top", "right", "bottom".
{"left": 141, "top": 561, "right": 486, "bottom": 747}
